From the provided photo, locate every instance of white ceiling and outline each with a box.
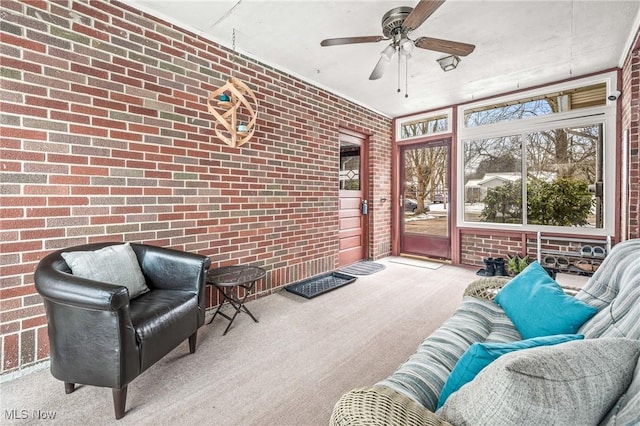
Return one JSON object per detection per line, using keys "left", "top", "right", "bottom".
{"left": 124, "top": 0, "right": 640, "bottom": 118}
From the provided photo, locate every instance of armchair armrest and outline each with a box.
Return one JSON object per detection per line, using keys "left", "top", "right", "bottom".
{"left": 34, "top": 251, "right": 140, "bottom": 388}
{"left": 34, "top": 258, "right": 129, "bottom": 311}
{"left": 330, "top": 386, "right": 453, "bottom": 426}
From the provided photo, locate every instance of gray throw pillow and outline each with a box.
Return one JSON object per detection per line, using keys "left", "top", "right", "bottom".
{"left": 438, "top": 338, "right": 640, "bottom": 426}
{"left": 62, "top": 243, "right": 150, "bottom": 299}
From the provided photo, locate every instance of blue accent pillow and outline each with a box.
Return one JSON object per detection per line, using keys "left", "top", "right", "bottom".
{"left": 437, "top": 334, "right": 584, "bottom": 409}
{"left": 495, "top": 261, "right": 597, "bottom": 339}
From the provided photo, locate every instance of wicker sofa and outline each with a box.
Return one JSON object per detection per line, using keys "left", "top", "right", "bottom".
{"left": 331, "top": 238, "right": 640, "bottom": 426}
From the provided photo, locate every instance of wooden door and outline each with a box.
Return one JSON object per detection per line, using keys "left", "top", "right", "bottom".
{"left": 338, "top": 131, "right": 368, "bottom": 267}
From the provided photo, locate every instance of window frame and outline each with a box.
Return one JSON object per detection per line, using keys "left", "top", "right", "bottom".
{"left": 456, "top": 71, "right": 618, "bottom": 236}
{"left": 396, "top": 108, "right": 453, "bottom": 141}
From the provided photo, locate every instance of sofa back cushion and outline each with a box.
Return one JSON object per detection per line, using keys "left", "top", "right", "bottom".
{"left": 577, "top": 239, "right": 640, "bottom": 339}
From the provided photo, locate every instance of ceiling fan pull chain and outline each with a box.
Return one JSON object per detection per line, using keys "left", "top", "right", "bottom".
{"left": 397, "top": 50, "right": 401, "bottom": 93}
{"left": 405, "top": 54, "right": 409, "bottom": 98}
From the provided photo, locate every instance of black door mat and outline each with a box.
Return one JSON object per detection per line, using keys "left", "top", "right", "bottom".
{"left": 285, "top": 272, "right": 357, "bottom": 299}
{"left": 339, "top": 261, "right": 385, "bottom": 276}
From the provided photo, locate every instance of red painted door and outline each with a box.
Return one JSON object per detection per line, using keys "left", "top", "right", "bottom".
{"left": 338, "top": 131, "right": 368, "bottom": 267}
{"left": 400, "top": 140, "right": 451, "bottom": 260}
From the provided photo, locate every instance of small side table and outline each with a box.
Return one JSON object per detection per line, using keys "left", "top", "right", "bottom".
{"left": 206, "top": 265, "right": 266, "bottom": 335}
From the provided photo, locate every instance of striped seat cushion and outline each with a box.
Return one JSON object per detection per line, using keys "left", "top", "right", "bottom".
{"left": 577, "top": 239, "right": 640, "bottom": 339}
{"left": 376, "top": 296, "right": 520, "bottom": 412}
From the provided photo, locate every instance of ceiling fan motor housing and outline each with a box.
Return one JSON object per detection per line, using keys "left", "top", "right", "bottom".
{"left": 382, "top": 6, "right": 413, "bottom": 38}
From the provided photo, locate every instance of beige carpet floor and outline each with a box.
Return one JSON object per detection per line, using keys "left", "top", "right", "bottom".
{"left": 1, "top": 260, "right": 587, "bottom": 426}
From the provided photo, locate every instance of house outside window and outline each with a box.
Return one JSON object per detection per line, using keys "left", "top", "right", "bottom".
{"left": 457, "top": 72, "right": 617, "bottom": 236}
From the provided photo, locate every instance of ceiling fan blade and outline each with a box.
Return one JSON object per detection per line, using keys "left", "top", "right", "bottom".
{"left": 369, "top": 53, "right": 394, "bottom": 80}
{"left": 321, "top": 36, "right": 385, "bottom": 47}
{"left": 403, "top": 0, "right": 446, "bottom": 31}
{"left": 414, "top": 37, "right": 476, "bottom": 56}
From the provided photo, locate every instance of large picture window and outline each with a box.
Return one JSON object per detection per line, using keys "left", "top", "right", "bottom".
{"left": 463, "top": 124, "right": 602, "bottom": 227}
{"left": 458, "top": 73, "right": 616, "bottom": 235}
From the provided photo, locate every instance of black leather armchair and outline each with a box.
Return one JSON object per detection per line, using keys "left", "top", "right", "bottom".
{"left": 34, "top": 242, "right": 211, "bottom": 419}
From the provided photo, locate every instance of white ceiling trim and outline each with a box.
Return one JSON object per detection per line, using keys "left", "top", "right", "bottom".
{"left": 619, "top": 8, "right": 640, "bottom": 67}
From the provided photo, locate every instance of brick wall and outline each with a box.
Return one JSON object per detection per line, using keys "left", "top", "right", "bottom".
{"left": 460, "top": 231, "right": 614, "bottom": 272}
{"left": 622, "top": 27, "right": 640, "bottom": 239}
{"left": 460, "top": 232, "right": 527, "bottom": 266}
{"left": 0, "top": 1, "right": 392, "bottom": 374}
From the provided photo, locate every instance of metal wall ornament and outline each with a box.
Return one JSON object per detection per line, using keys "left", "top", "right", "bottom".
{"left": 207, "top": 30, "right": 259, "bottom": 148}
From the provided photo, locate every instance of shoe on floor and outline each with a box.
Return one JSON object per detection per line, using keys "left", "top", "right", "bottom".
{"left": 476, "top": 268, "right": 495, "bottom": 277}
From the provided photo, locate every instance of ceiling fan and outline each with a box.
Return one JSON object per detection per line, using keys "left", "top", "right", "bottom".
{"left": 320, "top": 0, "right": 475, "bottom": 81}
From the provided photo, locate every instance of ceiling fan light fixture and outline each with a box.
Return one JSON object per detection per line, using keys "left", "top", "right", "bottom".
{"left": 320, "top": 2, "right": 475, "bottom": 90}
{"left": 381, "top": 44, "right": 396, "bottom": 61}
{"left": 399, "top": 38, "right": 414, "bottom": 56}
{"left": 437, "top": 55, "right": 460, "bottom": 72}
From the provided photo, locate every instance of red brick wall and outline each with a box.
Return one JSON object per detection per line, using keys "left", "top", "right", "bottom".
{"left": 460, "top": 232, "right": 528, "bottom": 266}
{"left": 622, "top": 27, "right": 640, "bottom": 239}
{"left": 0, "top": 1, "right": 392, "bottom": 374}
{"left": 460, "top": 231, "right": 610, "bottom": 270}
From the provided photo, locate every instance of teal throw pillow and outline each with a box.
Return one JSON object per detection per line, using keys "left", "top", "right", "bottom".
{"left": 495, "top": 261, "right": 597, "bottom": 339}
{"left": 436, "top": 333, "right": 584, "bottom": 409}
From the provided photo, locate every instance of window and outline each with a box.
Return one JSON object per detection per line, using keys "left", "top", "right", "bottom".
{"left": 463, "top": 125, "right": 602, "bottom": 227}
{"left": 464, "top": 134, "right": 523, "bottom": 223}
{"left": 525, "top": 124, "right": 602, "bottom": 228}
{"left": 396, "top": 109, "right": 452, "bottom": 141}
{"left": 340, "top": 140, "right": 360, "bottom": 190}
{"left": 464, "top": 83, "right": 607, "bottom": 128}
{"left": 458, "top": 73, "right": 617, "bottom": 235}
